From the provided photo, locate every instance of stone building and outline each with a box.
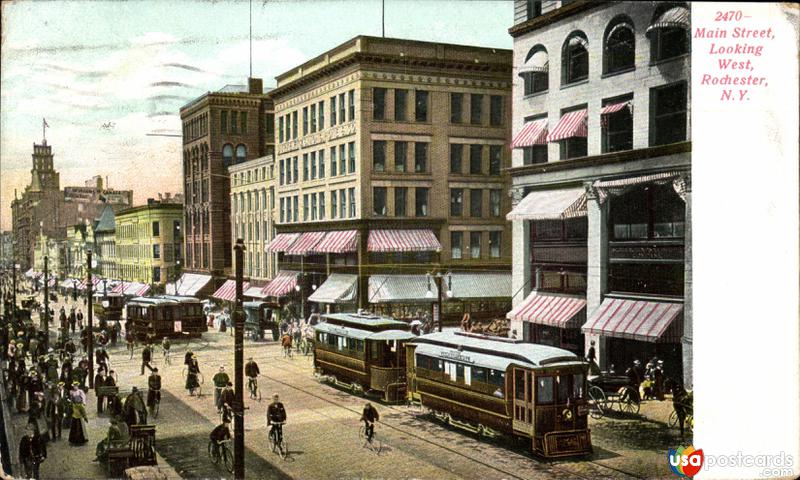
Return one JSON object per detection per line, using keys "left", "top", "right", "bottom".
{"left": 115, "top": 201, "right": 184, "bottom": 286}
{"left": 178, "top": 79, "right": 275, "bottom": 290}
{"left": 505, "top": 1, "right": 691, "bottom": 386}
{"left": 93, "top": 205, "right": 117, "bottom": 279}
{"left": 266, "top": 36, "right": 513, "bottom": 322}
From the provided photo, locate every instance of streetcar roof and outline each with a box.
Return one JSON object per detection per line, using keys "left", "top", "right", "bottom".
{"left": 158, "top": 295, "right": 201, "bottom": 304}
{"left": 367, "top": 330, "right": 418, "bottom": 341}
{"left": 127, "top": 297, "right": 178, "bottom": 306}
{"left": 413, "top": 342, "right": 531, "bottom": 371}
{"left": 409, "top": 330, "right": 582, "bottom": 368}
{"left": 314, "top": 321, "right": 372, "bottom": 340}
{"left": 322, "top": 312, "right": 409, "bottom": 329}
{"left": 243, "top": 301, "right": 268, "bottom": 308}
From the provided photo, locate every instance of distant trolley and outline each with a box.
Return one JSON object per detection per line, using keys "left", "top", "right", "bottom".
{"left": 407, "top": 330, "right": 592, "bottom": 458}
{"left": 92, "top": 293, "right": 125, "bottom": 324}
{"left": 125, "top": 295, "right": 207, "bottom": 341}
{"left": 313, "top": 312, "right": 416, "bottom": 403}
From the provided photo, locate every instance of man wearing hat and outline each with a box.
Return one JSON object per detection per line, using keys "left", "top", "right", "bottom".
{"left": 94, "top": 369, "right": 108, "bottom": 414}
{"left": 213, "top": 366, "right": 230, "bottom": 413}
{"left": 245, "top": 357, "right": 260, "bottom": 399}
{"left": 147, "top": 368, "right": 162, "bottom": 417}
{"left": 654, "top": 359, "right": 665, "bottom": 400}
{"left": 19, "top": 426, "right": 47, "bottom": 479}
{"left": 123, "top": 387, "right": 147, "bottom": 427}
{"left": 220, "top": 382, "right": 235, "bottom": 422}
{"left": 267, "top": 394, "right": 287, "bottom": 446}
{"left": 45, "top": 352, "right": 59, "bottom": 383}
{"left": 46, "top": 382, "right": 65, "bottom": 440}
{"left": 141, "top": 342, "right": 153, "bottom": 375}
{"left": 209, "top": 418, "right": 232, "bottom": 460}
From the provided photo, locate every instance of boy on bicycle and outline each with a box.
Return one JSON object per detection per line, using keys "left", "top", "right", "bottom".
{"left": 361, "top": 402, "right": 380, "bottom": 442}
{"left": 267, "top": 394, "right": 287, "bottom": 443}
{"left": 209, "top": 419, "right": 231, "bottom": 458}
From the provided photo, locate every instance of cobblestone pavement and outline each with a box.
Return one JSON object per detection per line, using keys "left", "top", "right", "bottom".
{"left": 6, "top": 294, "right": 690, "bottom": 479}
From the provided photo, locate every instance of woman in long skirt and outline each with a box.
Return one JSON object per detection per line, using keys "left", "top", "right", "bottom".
{"left": 68, "top": 384, "right": 89, "bottom": 445}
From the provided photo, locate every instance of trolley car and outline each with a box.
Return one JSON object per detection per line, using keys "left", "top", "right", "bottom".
{"left": 92, "top": 293, "right": 125, "bottom": 324}
{"left": 313, "top": 312, "right": 416, "bottom": 402}
{"left": 407, "top": 330, "right": 592, "bottom": 458}
{"left": 125, "top": 295, "right": 207, "bottom": 341}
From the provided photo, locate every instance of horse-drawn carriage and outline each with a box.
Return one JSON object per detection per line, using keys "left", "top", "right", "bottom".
{"left": 243, "top": 301, "right": 280, "bottom": 341}
{"left": 587, "top": 373, "right": 640, "bottom": 418}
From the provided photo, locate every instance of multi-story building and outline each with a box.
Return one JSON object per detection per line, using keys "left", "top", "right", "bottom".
{"left": 1, "top": 232, "right": 13, "bottom": 266}
{"left": 179, "top": 79, "right": 275, "bottom": 291}
{"left": 93, "top": 205, "right": 117, "bottom": 279}
{"left": 64, "top": 223, "right": 95, "bottom": 279}
{"left": 229, "top": 155, "right": 277, "bottom": 283}
{"left": 267, "top": 36, "right": 513, "bottom": 321}
{"left": 505, "top": 1, "right": 691, "bottom": 386}
{"left": 116, "top": 201, "right": 184, "bottom": 286}
{"left": 32, "top": 231, "right": 67, "bottom": 278}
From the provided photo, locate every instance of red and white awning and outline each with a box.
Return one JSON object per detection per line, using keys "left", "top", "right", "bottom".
{"left": 135, "top": 284, "right": 151, "bottom": 296}
{"left": 314, "top": 230, "right": 358, "bottom": 253}
{"left": 601, "top": 102, "right": 631, "bottom": 115}
{"left": 547, "top": 109, "right": 587, "bottom": 142}
{"left": 581, "top": 298, "right": 684, "bottom": 343}
{"left": 367, "top": 229, "right": 442, "bottom": 253}
{"left": 111, "top": 283, "right": 125, "bottom": 294}
{"left": 47, "top": 277, "right": 56, "bottom": 287}
{"left": 511, "top": 119, "right": 548, "bottom": 148}
{"left": 244, "top": 286, "right": 267, "bottom": 299}
{"left": 507, "top": 187, "right": 587, "bottom": 221}
{"left": 212, "top": 279, "right": 251, "bottom": 302}
{"left": 260, "top": 271, "right": 299, "bottom": 298}
{"left": 507, "top": 292, "right": 586, "bottom": 328}
{"left": 266, "top": 233, "right": 301, "bottom": 253}
{"left": 647, "top": 6, "right": 690, "bottom": 34}
{"left": 284, "top": 231, "right": 327, "bottom": 256}
{"left": 78, "top": 277, "right": 102, "bottom": 290}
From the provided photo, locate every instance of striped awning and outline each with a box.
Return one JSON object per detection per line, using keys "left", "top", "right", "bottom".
{"left": 61, "top": 279, "right": 78, "bottom": 289}
{"left": 449, "top": 272, "right": 512, "bottom": 299}
{"left": 368, "top": 274, "right": 437, "bottom": 303}
{"left": 244, "top": 286, "right": 267, "bottom": 299}
{"left": 581, "top": 298, "right": 684, "bottom": 343}
{"left": 212, "top": 279, "right": 251, "bottom": 302}
{"left": 260, "top": 270, "right": 299, "bottom": 298}
{"left": 601, "top": 102, "right": 631, "bottom": 115}
{"left": 167, "top": 273, "right": 212, "bottom": 297}
{"left": 507, "top": 292, "right": 587, "bottom": 328}
{"left": 78, "top": 277, "right": 102, "bottom": 290}
{"left": 594, "top": 171, "right": 687, "bottom": 203}
{"left": 511, "top": 119, "right": 548, "bottom": 148}
{"left": 519, "top": 49, "right": 549, "bottom": 75}
{"left": 32, "top": 271, "right": 43, "bottom": 279}
{"left": 507, "top": 187, "right": 587, "bottom": 221}
{"left": 135, "top": 284, "right": 151, "bottom": 296}
{"left": 547, "top": 109, "right": 587, "bottom": 142}
{"left": 367, "top": 229, "right": 442, "bottom": 253}
{"left": 314, "top": 230, "right": 358, "bottom": 253}
{"left": 266, "top": 233, "right": 300, "bottom": 253}
{"left": 647, "top": 6, "right": 690, "bottom": 34}
{"left": 308, "top": 273, "right": 358, "bottom": 304}
{"left": 111, "top": 283, "right": 125, "bottom": 294}
{"left": 284, "top": 231, "right": 327, "bottom": 256}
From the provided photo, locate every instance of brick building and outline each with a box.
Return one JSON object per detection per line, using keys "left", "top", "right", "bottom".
{"left": 505, "top": 1, "right": 691, "bottom": 386}
{"left": 115, "top": 201, "right": 184, "bottom": 286}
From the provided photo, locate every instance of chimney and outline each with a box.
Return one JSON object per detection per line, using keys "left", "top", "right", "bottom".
{"left": 248, "top": 77, "right": 263, "bottom": 94}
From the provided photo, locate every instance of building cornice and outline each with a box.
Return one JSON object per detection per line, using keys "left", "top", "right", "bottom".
{"left": 508, "top": 1, "right": 609, "bottom": 39}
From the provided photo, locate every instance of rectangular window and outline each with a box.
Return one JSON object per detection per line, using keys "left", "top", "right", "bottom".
{"left": 331, "top": 191, "right": 337, "bottom": 219}
{"left": 450, "top": 93, "right": 463, "bottom": 124}
{"left": 153, "top": 267, "right": 161, "bottom": 283}
{"left": 220, "top": 110, "right": 228, "bottom": 134}
{"left": 330, "top": 96, "right": 337, "bottom": 125}
{"left": 490, "top": 95, "right": 503, "bottom": 126}
{"left": 338, "top": 93, "right": 346, "bottom": 122}
{"left": 490, "top": 189, "right": 501, "bottom": 217}
{"left": 348, "top": 142, "right": 356, "bottom": 173}
{"left": 292, "top": 111, "right": 298, "bottom": 138}
{"left": 231, "top": 111, "right": 239, "bottom": 133}
{"left": 450, "top": 188, "right": 463, "bottom": 216}
{"left": 537, "top": 376, "right": 554, "bottom": 404}
{"left": 311, "top": 193, "right": 317, "bottom": 220}
{"left": 394, "top": 89, "right": 407, "bottom": 121}
{"left": 153, "top": 244, "right": 160, "bottom": 259}
{"left": 310, "top": 103, "right": 317, "bottom": 132}
{"left": 302, "top": 107, "right": 308, "bottom": 135}
{"left": 450, "top": 144, "right": 463, "bottom": 174}
{"left": 293, "top": 157, "right": 298, "bottom": 183}
{"left": 651, "top": 82, "right": 687, "bottom": 146}
{"left": 348, "top": 90, "right": 355, "bottom": 121}
{"left": 469, "top": 145, "right": 482, "bottom": 174}
{"left": 278, "top": 117, "right": 284, "bottom": 143}
{"left": 415, "top": 188, "right": 429, "bottom": 217}
{"left": 470, "top": 231, "right": 482, "bottom": 259}
{"left": 339, "top": 190, "right": 346, "bottom": 218}
{"left": 470, "top": 189, "right": 483, "bottom": 217}
{"left": 489, "top": 145, "right": 502, "bottom": 175}
{"left": 373, "top": 187, "right": 387, "bottom": 216}
{"left": 293, "top": 195, "right": 298, "bottom": 222}
{"left": 527, "top": 0, "right": 542, "bottom": 20}
{"left": 152, "top": 221, "right": 160, "bottom": 236}
{"left": 489, "top": 231, "right": 501, "bottom": 258}
{"left": 373, "top": 140, "right": 386, "bottom": 172}
{"left": 470, "top": 94, "right": 483, "bottom": 124}
{"left": 303, "top": 154, "right": 309, "bottom": 181}
{"left": 319, "top": 191, "right": 325, "bottom": 220}
{"left": 414, "top": 142, "right": 428, "bottom": 173}
{"left": 394, "top": 187, "right": 407, "bottom": 216}
{"left": 303, "top": 194, "right": 309, "bottom": 221}
{"left": 241, "top": 111, "right": 248, "bottom": 134}
{"left": 348, "top": 188, "right": 356, "bottom": 218}
{"left": 280, "top": 198, "right": 285, "bottom": 222}
{"left": 523, "top": 146, "right": 548, "bottom": 165}
{"left": 339, "top": 144, "right": 346, "bottom": 175}
{"left": 318, "top": 149, "right": 325, "bottom": 178}
{"left": 312, "top": 151, "right": 319, "bottom": 179}
{"left": 373, "top": 88, "right": 386, "bottom": 120}
{"left": 330, "top": 147, "right": 337, "bottom": 176}
{"left": 394, "top": 141, "right": 407, "bottom": 172}
{"left": 415, "top": 90, "right": 428, "bottom": 122}
{"left": 451, "top": 231, "right": 463, "bottom": 259}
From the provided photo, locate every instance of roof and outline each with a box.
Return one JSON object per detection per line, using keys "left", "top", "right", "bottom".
{"left": 158, "top": 295, "right": 202, "bottom": 304}
{"left": 94, "top": 205, "right": 116, "bottom": 233}
{"left": 128, "top": 297, "right": 179, "bottom": 306}
{"left": 314, "top": 321, "right": 416, "bottom": 341}
{"left": 409, "top": 330, "right": 582, "bottom": 368}
{"left": 322, "top": 312, "right": 410, "bottom": 329}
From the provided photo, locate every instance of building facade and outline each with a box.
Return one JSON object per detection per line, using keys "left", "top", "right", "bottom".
{"left": 93, "top": 205, "right": 117, "bottom": 279}
{"left": 268, "top": 36, "right": 513, "bottom": 318}
{"left": 229, "top": 155, "right": 277, "bottom": 283}
{"left": 179, "top": 79, "right": 275, "bottom": 283}
{"left": 32, "top": 231, "right": 67, "bottom": 278}
{"left": 506, "top": 1, "right": 691, "bottom": 386}
{"left": 64, "top": 223, "right": 94, "bottom": 279}
{"left": 115, "top": 201, "right": 184, "bottom": 286}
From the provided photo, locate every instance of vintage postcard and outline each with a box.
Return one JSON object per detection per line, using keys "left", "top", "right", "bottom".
{"left": 1, "top": 1, "right": 797, "bottom": 479}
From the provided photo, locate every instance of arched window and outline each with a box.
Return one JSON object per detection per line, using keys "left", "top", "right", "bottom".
{"left": 647, "top": 3, "right": 689, "bottom": 62}
{"left": 562, "top": 31, "right": 589, "bottom": 85}
{"left": 604, "top": 17, "right": 635, "bottom": 74}
{"left": 201, "top": 144, "right": 209, "bottom": 170}
{"left": 222, "top": 144, "right": 233, "bottom": 167}
{"left": 520, "top": 45, "right": 549, "bottom": 95}
{"left": 236, "top": 144, "right": 247, "bottom": 164}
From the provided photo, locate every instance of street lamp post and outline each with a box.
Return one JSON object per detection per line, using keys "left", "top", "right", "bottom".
{"left": 43, "top": 256, "right": 50, "bottom": 349}
{"left": 12, "top": 263, "right": 17, "bottom": 317}
{"left": 426, "top": 271, "right": 453, "bottom": 332}
{"left": 86, "top": 249, "right": 95, "bottom": 388}
{"left": 233, "top": 239, "right": 245, "bottom": 479}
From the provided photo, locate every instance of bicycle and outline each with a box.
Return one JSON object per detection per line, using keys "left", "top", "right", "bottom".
{"left": 183, "top": 369, "right": 204, "bottom": 397}
{"left": 359, "top": 423, "right": 383, "bottom": 453}
{"left": 248, "top": 377, "right": 261, "bottom": 401}
{"left": 149, "top": 389, "right": 161, "bottom": 419}
{"left": 283, "top": 345, "right": 293, "bottom": 359}
{"left": 268, "top": 422, "right": 288, "bottom": 459}
{"left": 208, "top": 439, "right": 234, "bottom": 473}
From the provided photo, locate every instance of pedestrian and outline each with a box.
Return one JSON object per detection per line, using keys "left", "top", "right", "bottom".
{"left": 16, "top": 369, "right": 30, "bottom": 413}
{"left": 105, "top": 370, "right": 118, "bottom": 412}
{"left": 19, "top": 427, "right": 47, "bottom": 479}
{"left": 141, "top": 342, "right": 153, "bottom": 375}
{"left": 219, "top": 315, "right": 227, "bottom": 333}
{"left": 123, "top": 387, "right": 147, "bottom": 427}
{"left": 45, "top": 352, "right": 59, "bottom": 384}
{"left": 654, "top": 360, "right": 665, "bottom": 400}
{"left": 69, "top": 307, "right": 76, "bottom": 334}
{"left": 68, "top": 382, "right": 89, "bottom": 445}
{"left": 46, "top": 382, "right": 65, "bottom": 440}
{"left": 94, "top": 369, "right": 107, "bottom": 414}
{"left": 186, "top": 355, "right": 201, "bottom": 396}
{"left": 147, "top": 368, "right": 162, "bottom": 416}
{"left": 76, "top": 309, "right": 84, "bottom": 330}
{"left": 213, "top": 366, "right": 230, "bottom": 412}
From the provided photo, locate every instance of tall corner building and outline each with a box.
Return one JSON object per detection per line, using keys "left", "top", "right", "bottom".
{"left": 178, "top": 78, "right": 275, "bottom": 291}
{"left": 506, "top": 1, "right": 692, "bottom": 387}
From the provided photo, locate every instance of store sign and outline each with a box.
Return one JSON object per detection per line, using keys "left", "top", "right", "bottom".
{"left": 174, "top": 321, "right": 182, "bottom": 332}
{"left": 440, "top": 350, "right": 474, "bottom": 364}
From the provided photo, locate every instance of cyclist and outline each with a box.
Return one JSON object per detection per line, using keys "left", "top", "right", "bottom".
{"left": 212, "top": 366, "right": 230, "bottom": 413}
{"left": 161, "top": 337, "right": 171, "bottom": 364}
{"left": 209, "top": 419, "right": 232, "bottom": 459}
{"left": 280, "top": 332, "right": 293, "bottom": 358}
{"left": 360, "top": 402, "right": 380, "bottom": 443}
{"left": 266, "top": 394, "right": 287, "bottom": 445}
{"left": 245, "top": 357, "right": 260, "bottom": 398}
{"left": 220, "top": 382, "right": 235, "bottom": 423}
{"left": 147, "top": 368, "right": 162, "bottom": 416}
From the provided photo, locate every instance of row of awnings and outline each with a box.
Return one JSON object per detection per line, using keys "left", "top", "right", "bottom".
{"left": 507, "top": 292, "right": 684, "bottom": 343}
{"left": 110, "top": 282, "right": 151, "bottom": 297}
{"left": 267, "top": 229, "right": 442, "bottom": 255}
{"left": 511, "top": 102, "right": 631, "bottom": 148}
{"left": 506, "top": 171, "right": 687, "bottom": 221}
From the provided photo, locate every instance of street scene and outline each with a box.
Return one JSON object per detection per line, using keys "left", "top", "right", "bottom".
{"left": 1, "top": 1, "right": 693, "bottom": 479}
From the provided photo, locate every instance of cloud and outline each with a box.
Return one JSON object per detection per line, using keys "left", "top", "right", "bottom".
{"left": 149, "top": 81, "right": 193, "bottom": 88}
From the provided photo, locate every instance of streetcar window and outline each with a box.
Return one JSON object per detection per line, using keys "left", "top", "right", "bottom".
{"left": 456, "top": 363, "right": 465, "bottom": 382}
{"left": 446, "top": 362, "right": 457, "bottom": 382}
{"left": 557, "top": 375, "right": 570, "bottom": 403}
{"left": 515, "top": 370, "right": 526, "bottom": 400}
{"left": 472, "top": 367, "right": 487, "bottom": 384}
{"left": 573, "top": 373, "right": 585, "bottom": 399}
{"left": 435, "top": 360, "right": 444, "bottom": 372}
{"left": 357, "top": 340, "right": 364, "bottom": 352}
{"left": 347, "top": 338, "right": 356, "bottom": 350}
{"left": 537, "top": 376, "right": 554, "bottom": 404}
{"left": 338, "top": 336, "right": 346, "bottom": 351}
{"left": 488, "top": 369, "right": 505, "bottom": 388}
{"left": 327, "top": 334, "right": 337, "bottom": 347}
{"left": 415, "top": 354, "right": 429, "bottom": 370}
{"left": 464, "top": 366, "right": 472, "bottom": 386}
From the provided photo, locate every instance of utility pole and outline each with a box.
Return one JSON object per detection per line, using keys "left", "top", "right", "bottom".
{"left": 43, "top": 256, "right": 50, "bottom": 349}
{"left": 435, "top": 275, "right": 443, "bottom": 332}
{"left": 86, "top": 249, "right": 94, "bottom": 389}
{"left": 12, "top": 263, "right": 17, "bottom": 317}
{"left": 233, "top": 239, "right": 245, "bottom": 479}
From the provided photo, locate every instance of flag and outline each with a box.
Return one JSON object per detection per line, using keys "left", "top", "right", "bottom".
{"left": 43, "top": 118, "right": 49, "bottom": 128}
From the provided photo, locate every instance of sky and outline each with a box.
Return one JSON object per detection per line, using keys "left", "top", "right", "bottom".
{"left": 0, "top": 0, "right": 513, "bottom": 231}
